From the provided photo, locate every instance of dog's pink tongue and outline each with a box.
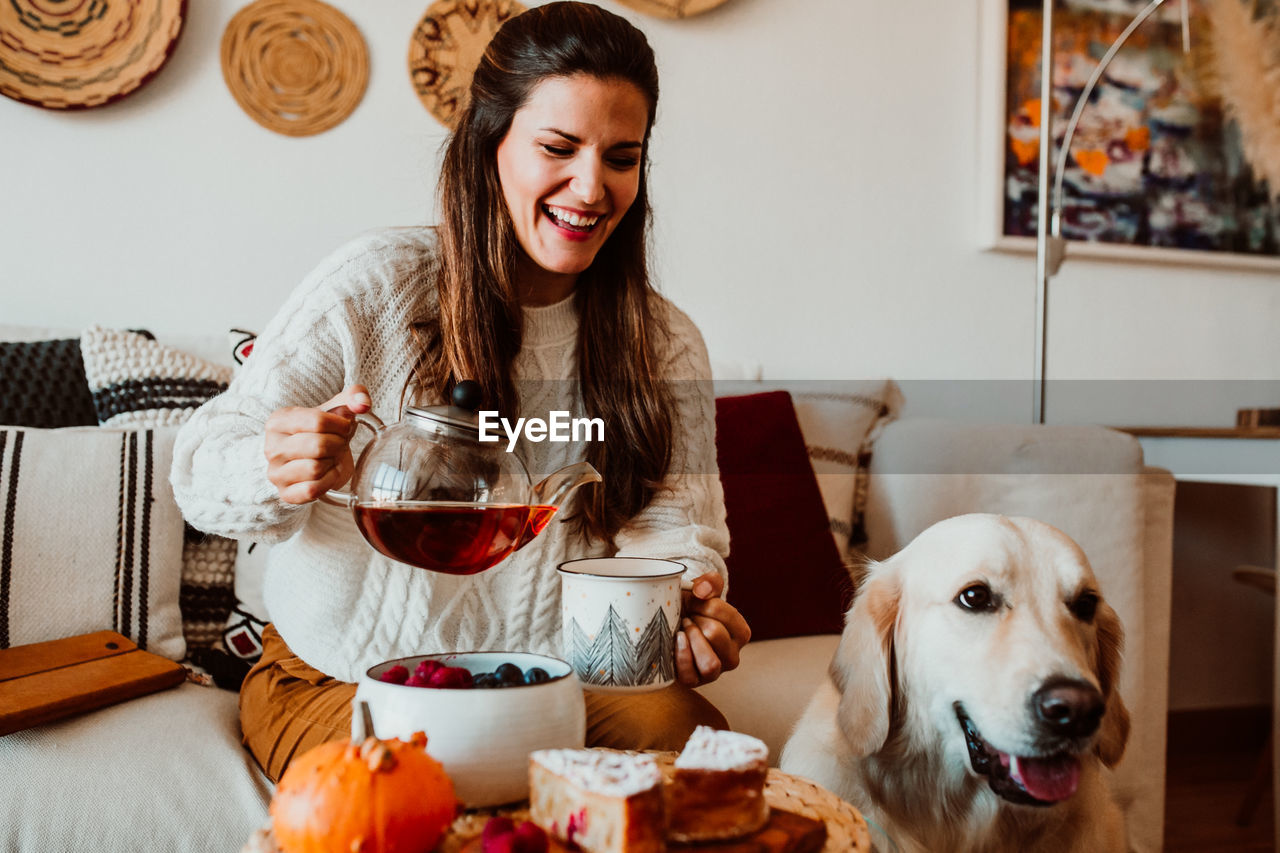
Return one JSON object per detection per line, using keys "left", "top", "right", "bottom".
{"left": 1012, "top": 754, "right": 1080, "bottom": 803}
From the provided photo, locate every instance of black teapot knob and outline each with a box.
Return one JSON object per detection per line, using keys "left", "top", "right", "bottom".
{"left": 451, "top": 380, "right": 484, "bottom": 413}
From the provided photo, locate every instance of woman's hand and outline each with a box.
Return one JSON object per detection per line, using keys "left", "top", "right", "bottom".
{"left": 264, "top": 385, "right": 371, "bottom": 505}
{"left": 676, "top": 572, "right": 751, "bottom": 687}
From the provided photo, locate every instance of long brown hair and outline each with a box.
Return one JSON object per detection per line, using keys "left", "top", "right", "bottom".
{"left": 413, "top": 2, "right": 674, "bottom": 547}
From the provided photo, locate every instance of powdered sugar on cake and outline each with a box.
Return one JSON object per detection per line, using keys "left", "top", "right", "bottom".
{"left": 531, "top": 749, "right": 662, "bottom": 797}
{"left": 674, "top": 727, "right": 768, "bottom": 771}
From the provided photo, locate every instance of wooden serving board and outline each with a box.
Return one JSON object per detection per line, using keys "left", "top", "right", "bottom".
{"left": 0, "top": 630, "right": 186, "bottom": 735}
{"left": 455, "top": 804, "right": 824, "bottom": 850}
{"left": 456, "top": 808, "right": 825, "bottom": 853}
{"left": 673, "top": 809, "right": 827, "bottom": 853}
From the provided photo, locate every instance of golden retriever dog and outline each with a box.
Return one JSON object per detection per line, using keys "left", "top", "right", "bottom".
{"left": 780, "top": 514, "right": 1130, "bottom": 853}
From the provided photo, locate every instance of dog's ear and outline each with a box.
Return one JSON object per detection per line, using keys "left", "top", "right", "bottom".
{"left": 1093, "top": 599, "right": 1130, "bottom": 768}
{"left": 832, "top": 561, "right": 900, "bottom": 757}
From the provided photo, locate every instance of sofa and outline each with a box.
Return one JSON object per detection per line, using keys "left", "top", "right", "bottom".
{"left": 0, "top": 324, "right": 1175, "bottom": 853}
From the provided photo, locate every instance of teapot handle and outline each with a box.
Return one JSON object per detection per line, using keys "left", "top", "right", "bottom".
{"left": 319, "top": 410, "right": 385, "bottom": 507}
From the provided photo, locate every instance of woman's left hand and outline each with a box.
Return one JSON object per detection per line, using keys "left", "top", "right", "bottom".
{"left": 676, "top": 573, "right": 751, "bottom": 687}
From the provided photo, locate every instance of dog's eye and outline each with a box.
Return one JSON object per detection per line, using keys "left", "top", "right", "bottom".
{"left": 955, "top": 584, "right": 997, "bottom": 613}
{"left": 1069, "top": 592, "right": 1099, "bottom": 623}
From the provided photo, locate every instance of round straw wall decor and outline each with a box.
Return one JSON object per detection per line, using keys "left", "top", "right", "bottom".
{"left": 0, "top": 0, "right": 186, "bottom": 110}
{"left": 408, "top": 0, "right": 526, "bottom": 129}
{"left": 613, "top": 0, "right": 731, "bottom": 19}
{"left": 221, "top": 0, "right": 369, "bottom": 137}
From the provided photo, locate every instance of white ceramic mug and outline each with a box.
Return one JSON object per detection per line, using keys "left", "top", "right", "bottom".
{"left": 557, "top": 557, "right": 684, "bottom": 693}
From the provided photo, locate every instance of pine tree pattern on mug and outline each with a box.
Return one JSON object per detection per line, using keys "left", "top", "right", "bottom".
{"left": 568, "top": 605, "right": 675, "bottom": 687}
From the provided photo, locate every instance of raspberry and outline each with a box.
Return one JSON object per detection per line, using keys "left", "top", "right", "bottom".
{"left": 379, "top": 665, "right": 409, "bottom": 684}
{"left": 482, "top": 836, "right": 516, "bottom": 853}
{"left": 414, "top": 659, "right": 444, "bottom": 680}
{"left": 482, "top": 817, "right": 516, "bottom": 844}
{"left": 404, "top": 674, "right": 431, "bottom": 687}
{"left": 430, "top": 666, "right": 474, "bottom": 688}
{"left": 512, "top": 821, "right": 548, "bottom": 853}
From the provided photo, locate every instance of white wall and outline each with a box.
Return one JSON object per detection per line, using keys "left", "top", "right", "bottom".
{"left": 4, "top": 0, "right": 1276, "bottom": 415}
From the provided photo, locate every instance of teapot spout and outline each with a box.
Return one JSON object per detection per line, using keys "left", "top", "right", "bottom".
{"left": 514, "top": 462, "right": 602, "bottom": 552}
{"left": 531, "top": 461, "right": 602, "bottom": 509}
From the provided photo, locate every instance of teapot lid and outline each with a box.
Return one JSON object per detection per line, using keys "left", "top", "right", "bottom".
{"left": 403, "top": 380, "right": 484, "bottom": 437}
{"left": 403, "top": 404, "right": 479, "bottom": 435}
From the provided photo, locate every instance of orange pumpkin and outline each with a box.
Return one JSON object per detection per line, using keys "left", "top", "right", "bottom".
{"left": 271, "top": 731, "right": 458, "bottom": 853}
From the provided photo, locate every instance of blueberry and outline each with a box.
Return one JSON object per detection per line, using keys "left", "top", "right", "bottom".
{"left": 473, "top": 672, "right": 496, "bottom": 688}
{"left": 495, "top": 662, "right": 524, "bottom": 685}
{"left": 524, "top": 667, "right": 550, "bottom": 684}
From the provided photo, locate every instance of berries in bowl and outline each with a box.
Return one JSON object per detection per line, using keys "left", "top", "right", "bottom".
{"left": 378, "top": 658, "right": 556, "bottom": 689}
{"left": 354, "top": 651, "right": 586, "bottom": 808}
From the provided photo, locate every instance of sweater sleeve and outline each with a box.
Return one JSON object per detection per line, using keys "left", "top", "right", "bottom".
{"left": 170, "top": 240, "right": 378, "bottom": 543}
{"left": 612, "top": 303, "right": 731, "bottom": 593}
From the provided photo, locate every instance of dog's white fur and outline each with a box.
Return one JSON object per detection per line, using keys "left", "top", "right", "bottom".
{"left": 780, "top": 514, "right": 1130, "bottom": 853}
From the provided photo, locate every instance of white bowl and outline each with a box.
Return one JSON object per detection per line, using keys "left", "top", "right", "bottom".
{"left": 354, "top": 651, "right": 586, "bottom": 807}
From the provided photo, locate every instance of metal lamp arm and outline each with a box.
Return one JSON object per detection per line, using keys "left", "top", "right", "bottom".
{"left": 1049, "top": 0, "right": 1184, "bottom": 240}
{"left": 1032, "top": 0, "right": 1190, "bottom": 424}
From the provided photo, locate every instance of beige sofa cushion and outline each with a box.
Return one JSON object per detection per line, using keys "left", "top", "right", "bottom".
{"left": 697, "top": 633, "right": 841, "bottom": 764}
{"left": 0, "top": 683, "right": 271, "bottom": 853}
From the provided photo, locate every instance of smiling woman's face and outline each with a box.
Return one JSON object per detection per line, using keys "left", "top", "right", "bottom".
{"left": 495, "top": 73, "right": 650, "bottom": 305}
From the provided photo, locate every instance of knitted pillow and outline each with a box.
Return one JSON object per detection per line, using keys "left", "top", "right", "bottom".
{"left": 80, "top": 326, "right": 237, "bottom": 655}
{"left": 714, "top": 391, "right": 852, "bottom": 640}
{"left": 0, "top": 338, "right": 98, "bottom": 428}
{"left": 80, "top": 326, "right": 233, "bottom": 428}
{"left": 789, "top": 381, "right": 903, "bottom": 557}
{"left": 0, "top": 426, "right": 186, "bottom": 660}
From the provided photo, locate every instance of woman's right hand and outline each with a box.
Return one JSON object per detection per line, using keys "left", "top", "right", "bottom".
{"left": 264, "top": 385, "right": 372, "bottom": 505}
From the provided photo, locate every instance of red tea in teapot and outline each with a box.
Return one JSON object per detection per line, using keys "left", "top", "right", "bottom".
{"left": 353, "top": 502, "right": 533, "bottom": 575}
{"left": 514, "top": 504, "right": 558, "bottom": 551}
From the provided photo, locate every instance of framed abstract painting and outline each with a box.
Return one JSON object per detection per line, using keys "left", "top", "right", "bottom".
{"left": 977, "top": 0, "right": 1280, "bottom": 270}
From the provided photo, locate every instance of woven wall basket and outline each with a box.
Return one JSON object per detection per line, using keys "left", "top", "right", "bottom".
{"left": 614, "top": 0, "right": 732, "bottom": 19}
{"left": 221, "top": 0, "right": 369, "bottom": 137}
{"left": 0, "top": 0, "right": 186, "bottom": 110}
{"left": 408, "top": 0, "right": 526, "bottom": 129}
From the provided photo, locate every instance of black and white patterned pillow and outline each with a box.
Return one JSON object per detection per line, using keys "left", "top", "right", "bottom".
{"left": 203, "top": 328, "right": 273, "bottom": 687}
{"left": 80, "top": 326, "right": 238, "bottom": 656}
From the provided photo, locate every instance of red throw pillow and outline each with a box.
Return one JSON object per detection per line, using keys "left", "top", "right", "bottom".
{"left": 715, "top": 390, "right": 851, "bottom": 640}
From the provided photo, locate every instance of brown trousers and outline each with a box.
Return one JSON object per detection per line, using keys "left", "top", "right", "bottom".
{"left": 240, "top": 624, "right": 728, "bottom": 782}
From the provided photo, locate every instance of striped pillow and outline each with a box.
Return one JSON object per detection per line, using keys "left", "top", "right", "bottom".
{"left": 789, "top": 381, "right": 904, "bottom": 557}
{"left": 0, "top": 426, "right": 186, "bottom": 660}
{"left": 80, "top": 326, "right": 237, "bottom": 654}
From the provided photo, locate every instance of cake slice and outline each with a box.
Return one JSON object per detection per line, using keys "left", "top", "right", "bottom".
{"left": 666, "top": 726, "right": 770, "bottom": 842}
{"left": 528, "top": 749, "right": 665, "bottom": 853}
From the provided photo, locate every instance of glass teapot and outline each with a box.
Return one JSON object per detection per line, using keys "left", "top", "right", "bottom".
{"left": 321, "top": 381, "right": 601, "bottom": 575}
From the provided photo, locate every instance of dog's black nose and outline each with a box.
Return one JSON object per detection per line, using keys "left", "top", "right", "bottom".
{"left": 1032, "top": 679, "right": 1104, "bottom": 738}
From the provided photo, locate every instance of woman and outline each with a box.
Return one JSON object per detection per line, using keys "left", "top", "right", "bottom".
{"left": 171, "top": 1, "right": 748, "bottom": 782}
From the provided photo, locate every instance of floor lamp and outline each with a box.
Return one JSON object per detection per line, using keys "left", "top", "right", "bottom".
{"left": 1032, "top": 0, "right": 1191, "bottom": 424}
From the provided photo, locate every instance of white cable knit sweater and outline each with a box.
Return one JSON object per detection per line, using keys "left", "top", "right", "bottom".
{"left": 170, "top": 227, "right": 729, "bottom": 682}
